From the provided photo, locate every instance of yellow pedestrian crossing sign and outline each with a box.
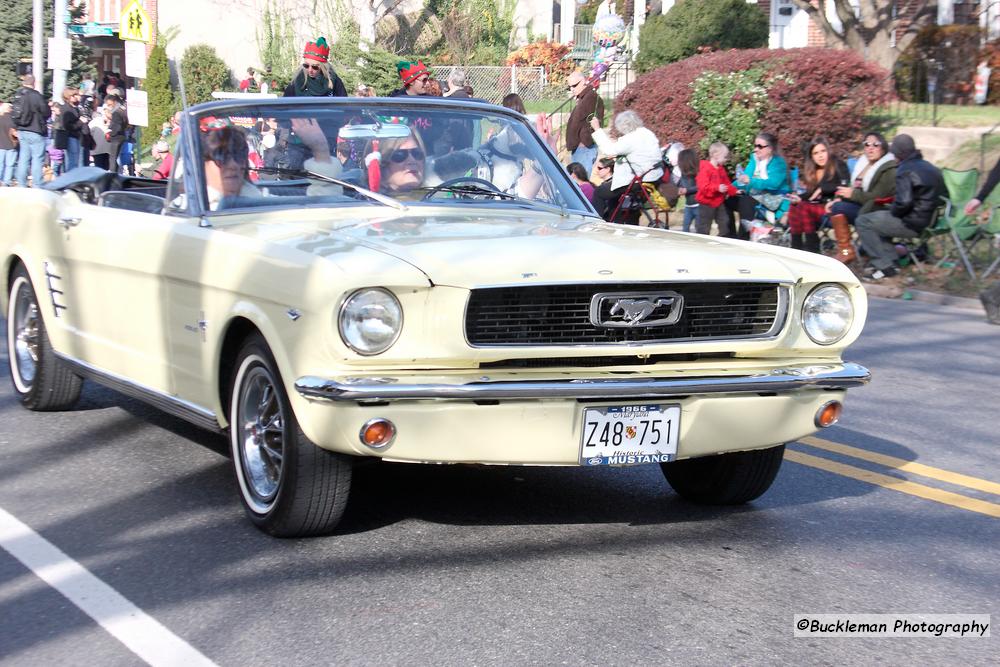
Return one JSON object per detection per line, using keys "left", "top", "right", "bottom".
{"left": 119, "top": 0, "right": 152, "bottom": 43}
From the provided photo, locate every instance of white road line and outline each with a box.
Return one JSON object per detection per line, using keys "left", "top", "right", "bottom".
{"left": 0, "top": 506, "right": 218, "bottom": 667}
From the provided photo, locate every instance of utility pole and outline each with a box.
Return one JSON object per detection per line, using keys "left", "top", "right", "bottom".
{"left": 32, "top": 0, "right": 43, "bottom": 92}
{"left": 53, "top": 0, "right": 69, "bottom": 101}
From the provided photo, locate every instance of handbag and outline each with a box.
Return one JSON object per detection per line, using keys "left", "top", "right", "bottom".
{"left": 751, "top": 191, "right": 785, "bottom": 212}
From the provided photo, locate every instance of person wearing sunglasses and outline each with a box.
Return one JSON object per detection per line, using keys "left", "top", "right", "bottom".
{"left": 388, "top": 61, "right": 432, "bottom": 97}
{"left": 378, "top": 133, "right": 429, "bottom": 194}
{"left": 283, "top": 37, "right": 347, "bottom": 98}
{"left": 732, "top": 132, "right": 791, "bottom": 239}
{"left": 825, "top": 132, "right": 897, "bottom": 263}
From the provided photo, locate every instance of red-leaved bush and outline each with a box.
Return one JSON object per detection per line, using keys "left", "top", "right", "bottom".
{"left": 506, "top": 40, "right": 575, "bottom": 87}
{"left": 616, "top": 48, "right": 893, "bottom": 166}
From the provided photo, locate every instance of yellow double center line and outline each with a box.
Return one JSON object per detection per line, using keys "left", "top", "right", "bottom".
{"left": 787, "top": 436, "right": 1000, "bottom": 518}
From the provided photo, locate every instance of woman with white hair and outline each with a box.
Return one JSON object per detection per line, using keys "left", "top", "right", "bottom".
{"left": 444, "top": 69, "right": 469, "bottom": 98}
{"left": 589, "top": 110, "right": 664, "bottom": 223}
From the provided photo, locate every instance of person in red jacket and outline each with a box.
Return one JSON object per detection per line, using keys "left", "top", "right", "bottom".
{"left": 695, "top": 142, "right": 734, "bottom": 236}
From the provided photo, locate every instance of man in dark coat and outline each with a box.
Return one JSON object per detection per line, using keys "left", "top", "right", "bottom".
{"left": 856, "top": 134, "right": 945, "bottom": 281}
{"left": 564, "top": 70, "right": 604, "bottom": 175}
{"left": 11, "top": 74, "right": 50, "bottom": 187}
{"left": 104, "top": 94, "right": 128, "bottom": 172}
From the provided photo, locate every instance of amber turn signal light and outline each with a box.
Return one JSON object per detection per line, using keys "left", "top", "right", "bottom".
{"left": 359, "top": 418, "right": 396, "bottom": 449}
{"left": 815, "top": 401, "right": 843, "bottom": 428}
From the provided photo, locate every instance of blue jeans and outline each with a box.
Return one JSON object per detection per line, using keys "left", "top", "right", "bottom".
{"left": 16, "top": 130, "right": 46, "bottom": 187}
{"left": 64, "top": 136, "right": 81, "bottom": 172}
{"left": 682, "top": 205, "right": 697, "bottom": 232}
{"left": 0, "top": 148, "right": 16, "bottom": 185}
{"left": 571, "top": 144, "right": 598, "bottom": 175}
{"left": 829, "top": 199, "right": 861, "bottom": 225}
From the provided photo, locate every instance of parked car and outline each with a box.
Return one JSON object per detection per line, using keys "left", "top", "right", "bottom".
{"left": 0, "top": 97, "right": 869, "bottom": 537}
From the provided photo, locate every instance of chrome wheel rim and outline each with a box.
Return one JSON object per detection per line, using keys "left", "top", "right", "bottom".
{"left": 11, "top": 281, "right": 40, "bottom": 388}
{"left": 237, "top": 365, "right": 284, "bottom": 509}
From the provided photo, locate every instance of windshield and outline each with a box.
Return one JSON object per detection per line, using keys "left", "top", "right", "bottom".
{"left": 186, "top": 101, "right": 592, "bottom": 214}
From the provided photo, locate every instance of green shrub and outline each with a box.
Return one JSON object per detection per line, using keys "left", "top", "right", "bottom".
{"left": 636, "top": 0, "right": 768, "bottom": 73}
{"left": 180, "top": 43, "right": 232, "bottom": 104}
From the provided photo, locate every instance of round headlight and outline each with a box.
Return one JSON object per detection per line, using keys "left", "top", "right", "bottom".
{"left": 338, "top": 288, "right": 403, "bottom": 355}
{"left": 802, "top": 284, "right": 853, "bottom": 345}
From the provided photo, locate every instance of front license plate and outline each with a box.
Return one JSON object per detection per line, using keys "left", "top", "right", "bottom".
{"left": 580, "top": 404, "right": 680, "bottom": 466}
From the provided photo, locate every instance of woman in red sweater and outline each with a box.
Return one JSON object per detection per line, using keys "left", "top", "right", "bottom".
{"left": 695, "top": 142, "right": 734, "bottom": 236}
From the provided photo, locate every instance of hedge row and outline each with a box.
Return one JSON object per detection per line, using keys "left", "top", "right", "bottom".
{"left": 616, "top": 48, "right": 893, "bottom": 166}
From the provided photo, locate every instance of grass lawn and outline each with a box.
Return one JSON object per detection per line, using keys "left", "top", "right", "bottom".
{"left": 873, "top": 103, "right": 1000, "bottom": 129}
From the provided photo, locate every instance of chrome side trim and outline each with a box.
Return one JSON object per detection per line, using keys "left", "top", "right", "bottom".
{"left": 55, "top": 354, "right": 222, "bottom": 432}
{"left": 295, "top": 361, "right": 870, "bottom": 403}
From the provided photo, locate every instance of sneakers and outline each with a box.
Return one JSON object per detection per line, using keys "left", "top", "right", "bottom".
{"left": 863, "top": 266, "right": 898, "bottom": 282}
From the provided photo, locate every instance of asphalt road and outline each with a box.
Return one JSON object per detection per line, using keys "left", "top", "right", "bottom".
{"left": 1, "top": 296, "right": 997, "bottom": 666}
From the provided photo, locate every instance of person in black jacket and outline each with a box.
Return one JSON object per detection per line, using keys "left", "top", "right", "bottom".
{"left": 11, "top": 74, "right": 50, "bottom": 187}
{"left": 283, "top": 37, "right": 347, "bottom": 98}
{"left": 55, "top": 87, "right": 85, "bottom": 172}
{"left": 856, "top": 134, "right": 944, "bottom": 281}
{"left": 104, "top": 94, "right": 127, "bottom": 172}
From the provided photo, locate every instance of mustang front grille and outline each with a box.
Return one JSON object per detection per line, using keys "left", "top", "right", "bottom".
{"left": 465, "top": 282, "right": 786, "bottom": 346}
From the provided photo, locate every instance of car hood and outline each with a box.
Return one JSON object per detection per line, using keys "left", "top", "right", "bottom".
{"left": 328, "top": 210, "right": 850, "bottom": 288}
{"left": 221, "top": 208, "right": 851, "bottom": 288}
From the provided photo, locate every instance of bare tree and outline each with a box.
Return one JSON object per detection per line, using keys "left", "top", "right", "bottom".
{"left": 789, "top": 0, "right": 938, "bottom": 71}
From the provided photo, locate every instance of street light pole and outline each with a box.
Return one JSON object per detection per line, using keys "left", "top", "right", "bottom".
{"left": 32, "top": 0, "right": 43, "bottom": 92}
{"left": 53, "top": 0, "right": 68, "bottom": 101}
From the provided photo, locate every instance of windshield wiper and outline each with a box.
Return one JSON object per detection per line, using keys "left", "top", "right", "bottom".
{"left": 251, "top": 166, "right": 407, "bottom": 211}
{"left": 418, "top": 184, "right": 576, "bottom": 217}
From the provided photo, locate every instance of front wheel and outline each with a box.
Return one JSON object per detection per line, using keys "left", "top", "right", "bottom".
{"left": 229, "top": 335, "right": 352, "bottom": 537}
{"left": 6, "top": 265, "right": 82, "bottom": 410}
{"left": 660, "top": 445, "right": 785, "bottom": 505}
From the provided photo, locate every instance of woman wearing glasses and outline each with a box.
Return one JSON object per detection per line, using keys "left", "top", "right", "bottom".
{"left": 733, "top": 132, "right": 791, "bottom": 238}
{"left": 825, "top": 132, "right": 896, "bottom": 263}
{"left": 283, "top": 37, "right": 348, "bottom": 98}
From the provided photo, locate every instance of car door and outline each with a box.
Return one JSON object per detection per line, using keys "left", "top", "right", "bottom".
{"left": 53, "top": 192, "right": 195, "bottom": 396}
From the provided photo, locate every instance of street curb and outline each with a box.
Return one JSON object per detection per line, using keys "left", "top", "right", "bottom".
{"left": 863, "top": 284, "right": 984, "bottom": 311}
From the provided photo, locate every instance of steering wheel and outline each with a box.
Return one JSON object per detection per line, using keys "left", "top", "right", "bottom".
{"left": 421, "top": 176, "right": 503, "bottom": 201}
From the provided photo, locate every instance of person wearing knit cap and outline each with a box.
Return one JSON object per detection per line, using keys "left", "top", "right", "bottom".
{"left": 283, "top": 37, "right": 347, "bottom": 98}
{"left": 856, "top": 133, "right": 944, "bottom": 282}
{"left": 388, "top": 61, "right": 431, "bottom": 97}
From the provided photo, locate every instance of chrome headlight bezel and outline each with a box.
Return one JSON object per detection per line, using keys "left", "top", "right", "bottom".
{"left": 801, "top": 284, "right": 854, "bottom": 345}
{"left": 338, "top": 288, "right": 403, "bottom": 356}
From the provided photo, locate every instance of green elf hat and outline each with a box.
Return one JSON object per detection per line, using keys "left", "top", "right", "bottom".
{"left": 303, "top": 36, "right": 330, "bottom": 63}
{"left": 397, "top": 60, "right": 430, "bottom": 85}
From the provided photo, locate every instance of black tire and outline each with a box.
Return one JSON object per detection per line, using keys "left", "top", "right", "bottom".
{"left": 6, "top": 265, "right": 82, "bottom": 411}
{"left": 660, "top": 444, "right": 785, "bottom": 505}
{"left": 229, "top": 334, "right": 352, "bottom": 537}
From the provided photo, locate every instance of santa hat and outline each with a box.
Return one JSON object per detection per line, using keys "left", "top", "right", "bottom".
{"left": 397, "top": 60, "right": 430, "bottom": 86}
{"left": 303, "top": 37, "right": 330, "bottom": 63}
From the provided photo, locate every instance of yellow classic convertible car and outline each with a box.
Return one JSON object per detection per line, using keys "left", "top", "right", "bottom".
{"left": 0, "top": 98, "right": 869, "bottom": 536}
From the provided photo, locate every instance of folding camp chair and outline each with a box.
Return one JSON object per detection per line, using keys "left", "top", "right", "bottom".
{"left": 933, "top": 168, "right": 982, "bottom": 278}
{"left": 967, "top": 187, "right": 1000, "bottom": 278}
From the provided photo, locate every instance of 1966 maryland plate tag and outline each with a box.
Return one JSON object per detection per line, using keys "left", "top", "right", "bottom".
{"left": 580, "top": 404, "right": 680, "bottom": 466}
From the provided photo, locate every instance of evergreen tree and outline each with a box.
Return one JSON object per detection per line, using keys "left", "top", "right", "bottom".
{"left": 142, "top": 43, "right": 174, "bottom": 152}
{"left": 0, "top": 0, "right": 94, "bottom": 100}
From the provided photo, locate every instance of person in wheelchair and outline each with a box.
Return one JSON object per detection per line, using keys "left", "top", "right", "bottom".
{"left": 589, "top": 111, "right": 664, "bottom": 224}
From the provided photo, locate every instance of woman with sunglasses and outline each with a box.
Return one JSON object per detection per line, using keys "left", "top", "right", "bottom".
{"left": 825, "top": 132, "right": 896, "bottom": 263}
{"left": 377, "top": 133, "right": 429, "bottom": 195}
{"left": 733, "top": 132, "right": 791, "bottom": 238}
{"left": 283, "top": 37, "right": 347, "bottom": 98}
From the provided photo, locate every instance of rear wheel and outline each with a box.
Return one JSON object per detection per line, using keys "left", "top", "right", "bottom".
{"left": 229, "top": 334, "right": 352, "bottom": 537}
{"left": 660, "top": 445, "right": 785, "bottom": 505}
{"left": 6, "top": 265, "right": 82, "bottom": 410}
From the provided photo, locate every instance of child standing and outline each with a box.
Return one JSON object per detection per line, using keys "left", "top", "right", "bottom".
{"left": 676, "top": 148, "right": 699, "bottom": 232}
{"left": 694, "top": 142, "right": 734, "bottom": 236}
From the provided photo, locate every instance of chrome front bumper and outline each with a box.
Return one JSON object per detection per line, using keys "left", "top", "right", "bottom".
{"left": 295, "top": 362, "right": 870, "bottom": 403}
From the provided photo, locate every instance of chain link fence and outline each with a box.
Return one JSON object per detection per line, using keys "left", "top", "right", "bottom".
{"left": 432, "top": 65, "right": 551, "bottom": 104}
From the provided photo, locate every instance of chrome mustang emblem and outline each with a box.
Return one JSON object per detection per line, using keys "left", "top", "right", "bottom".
{"left": 589, "top": 291, "right": 684, "bottom": 328}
